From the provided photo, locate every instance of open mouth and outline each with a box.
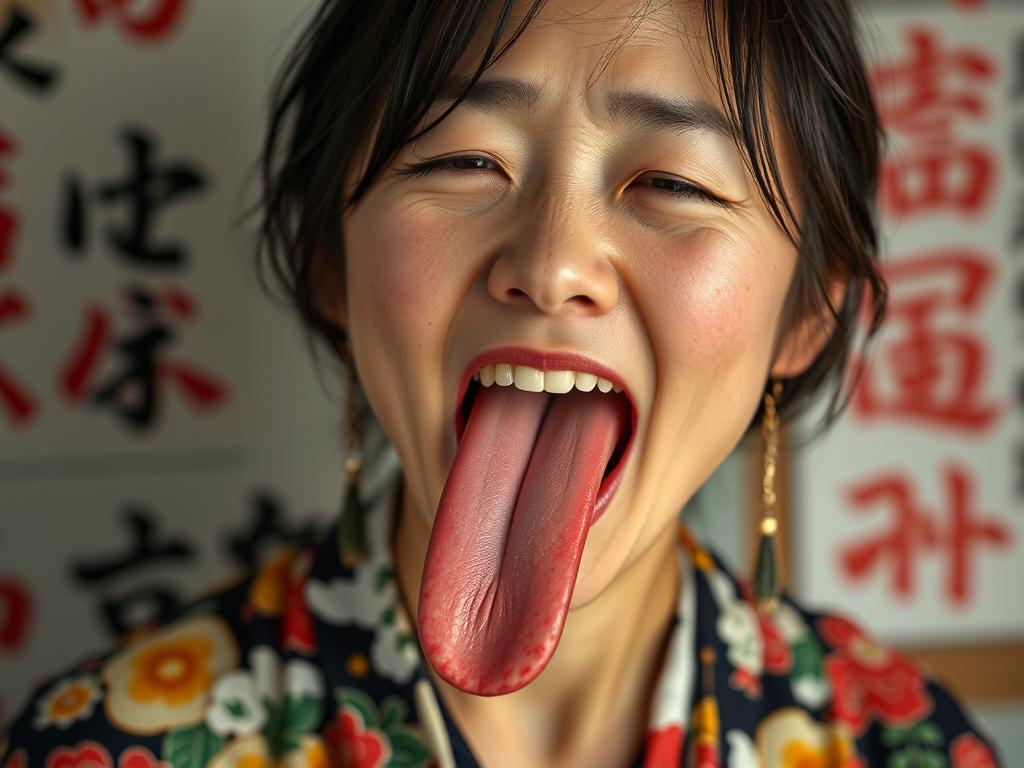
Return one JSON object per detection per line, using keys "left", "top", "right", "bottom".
{"left": 453, "top": 358, "right": 637, "bottom": 524}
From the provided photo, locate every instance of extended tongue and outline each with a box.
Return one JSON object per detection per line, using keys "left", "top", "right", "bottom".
{"left": 418, "top": 384, "right": 623, "bottom": 695}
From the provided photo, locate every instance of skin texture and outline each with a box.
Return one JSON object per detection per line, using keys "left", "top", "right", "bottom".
{"left": 333, "top": 0, "right": 832, "bottom": 764}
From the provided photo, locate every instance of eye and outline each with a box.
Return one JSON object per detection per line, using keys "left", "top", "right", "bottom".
{"left": 398, "top": 155, "right": 501, "bottom": 178}
{"left": 632, "top": 174, "right": 730, "bottom": 208}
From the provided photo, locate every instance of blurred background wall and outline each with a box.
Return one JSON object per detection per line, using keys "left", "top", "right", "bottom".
{"left": 0, "top": 0, "right": 1021, "bottom": 760}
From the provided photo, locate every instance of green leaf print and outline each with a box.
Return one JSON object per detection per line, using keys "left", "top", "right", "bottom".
{"left": 162, "top": 723, "right": 223, "bottom": 768}
{"left": 385, "top": 726, "right": 433, "bottom": 768}
{"left": 887, "top": 748, "right": 948, "bottom": 768}
{"left": 376, "top": 566, "right": 395, "bottom": 591}
{"left": 338, "top": 686, "right": 379, "bottom": 727}
{"left": 225, "top": 698, "right": 248, "bottom": 718}
{"left": 914, "top": 721, "right": 943, "bottom": 747}
{"left": 882, "top": 725, "right": 917, "bottom": 747}
{"left": 380, "top": 696, "right": 409, "bottom": 728}
{"left": 262, "top": 698, "right": 288, "bottom": 758}
{"left": 280, "top": 694, "right": 324, "bottom": 752}
{"left": 790, "top": 633, "right": 824, "bottom": 680}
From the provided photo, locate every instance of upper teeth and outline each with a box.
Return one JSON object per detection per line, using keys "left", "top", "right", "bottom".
{"left": 473, "top": 364, "right": 621, "bottom": 394}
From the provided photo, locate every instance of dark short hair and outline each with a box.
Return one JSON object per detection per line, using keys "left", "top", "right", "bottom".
{"left": 257, "top": 0, "right": 886, "bottom": 433}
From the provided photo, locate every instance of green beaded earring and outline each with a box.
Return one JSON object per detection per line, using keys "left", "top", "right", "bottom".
{"left": 754, "top": 380, "right": 783, "bottom": 613}
{"left": 338, "top": 338, "right": 368, "bottom": 567}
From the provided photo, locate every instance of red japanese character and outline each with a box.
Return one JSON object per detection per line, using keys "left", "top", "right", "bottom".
{"left": 0, "top": 575, "right": 33, "bottom": 653}
{"left": 0, "top": 127, "right": 38, "bottom": 427}
{"left": 872, "top": 26, "right": 997, "bottom": 217}
{"left": 58, "top": 285, "right": 227, "bottom": 430}
{"left": 840, "top": 465, "right": 1012, "bottom": 605}
{"left": 74, "top": 0, "right": 187, "bottom": 42}
{"left": 854, "top": 249, "right": 1001, "bottom": 432}
{"left": 881, "top": 145, "right": 994, "bottom": 216}
{"left": 0, "top": 128, "right": 18, "bottom": 269}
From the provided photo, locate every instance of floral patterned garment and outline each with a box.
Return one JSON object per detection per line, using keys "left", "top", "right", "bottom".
{"left": 0, "top": 465, "right": 1003, "bottom": 768}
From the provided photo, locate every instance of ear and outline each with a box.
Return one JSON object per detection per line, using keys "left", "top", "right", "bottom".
{"left": 770, "top": 277, "right": 847, "bottom": 379}
{"left": 313, "top": 247, "right": 348, "bottom": 331}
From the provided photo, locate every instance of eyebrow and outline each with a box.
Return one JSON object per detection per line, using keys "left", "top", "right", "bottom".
{"left": 434, "top": 76, "right": 738, "bottom": 142}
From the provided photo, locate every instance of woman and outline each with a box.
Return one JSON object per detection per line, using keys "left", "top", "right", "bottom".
{"left": 1, "top": 0, "right": 1001, "bottom": 765}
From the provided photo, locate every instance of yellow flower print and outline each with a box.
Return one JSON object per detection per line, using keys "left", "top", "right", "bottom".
{"left": 127, "top": 635, "right": 214, "bottom": 705}
{"left": 207, "top": 734, "right": 271, "bottom": 768}
{"left": 756, "top": 708, "right": 856, "bottom": 768}
{"left": 248, "top": 549, "right": 295, "bottom": 617}
{"left": 281, "top": 735, "right": 331, "bottom": 768}
{"left": 103, "top": 614, "right": 239, "bottom": 735}
{"left": 33, "top": 674, "right": 102, "bottom": 730}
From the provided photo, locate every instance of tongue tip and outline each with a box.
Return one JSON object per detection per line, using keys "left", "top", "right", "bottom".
{"left": 418, "top": 609, "right": 560, "bottom": 695}
{"left": 422, "top": 649, "right": 551, "bottom": 697}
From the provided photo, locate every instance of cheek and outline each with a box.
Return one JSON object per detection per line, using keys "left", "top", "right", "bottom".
{"left": 638, "top": 226, "right": 789, "bottom": 371}
{"left": 346, "top": 201, "right": 465, "bottom": 330}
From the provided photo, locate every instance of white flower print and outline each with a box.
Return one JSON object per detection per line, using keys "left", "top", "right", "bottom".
{"left": 306, "top": 563, "right": 393, "bottom": 628}
{"left": 250, "top": 645, "right": 282, "bottom": 702}
{"left": 206, "top": 670, "right": 267, "bottom": 737}
{"left": 371, "top": 623, "right": 418, "bottom": 685}
{"left": 726, "top": 729, "right": 757, "bottom": 768}
{"left": 708, "top": 572, "right": 762, "bottom": 676}
{"left": 284, "top": 657, "right": 324, "bottom": 699}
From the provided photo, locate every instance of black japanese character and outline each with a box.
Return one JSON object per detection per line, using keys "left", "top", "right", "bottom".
{"left": 0, "top": 7, "right": 59, "bottom": 93}
{"left": 71, "top": 506, "right": 196, "bottom": 637}
{"left": 62, "top": 127, "right": 205, "bottom": 267}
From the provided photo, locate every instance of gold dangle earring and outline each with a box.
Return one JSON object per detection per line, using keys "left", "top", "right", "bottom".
{"left": 339, "top": 338, "right": 368, "bottom": 567}
{"left": 754, "top": 380, "right": 783, "bottom": 613}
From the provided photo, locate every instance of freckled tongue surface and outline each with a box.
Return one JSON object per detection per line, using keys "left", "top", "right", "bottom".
{"left": 418, "top": 384, "right": 622, "bottom": 696}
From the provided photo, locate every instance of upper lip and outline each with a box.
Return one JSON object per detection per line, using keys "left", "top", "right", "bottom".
{"left": 453, "top": 345, "right": 638, "bottom": 441}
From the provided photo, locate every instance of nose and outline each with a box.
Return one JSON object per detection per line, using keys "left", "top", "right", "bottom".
{"left": 486, "top": 188, "right": 619, "bottom": 316}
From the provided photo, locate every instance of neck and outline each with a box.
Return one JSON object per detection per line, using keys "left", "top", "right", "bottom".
{"left": 392, "top": 481, "right": 681, "bottom": 767}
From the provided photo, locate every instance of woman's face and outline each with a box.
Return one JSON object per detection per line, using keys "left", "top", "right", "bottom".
{"left": 341, "top": 0, "right": 805, "bottom": 610}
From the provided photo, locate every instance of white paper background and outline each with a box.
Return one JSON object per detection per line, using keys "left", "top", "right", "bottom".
{"left": 794, "top": 7, "right": 1024, "bottom": 644}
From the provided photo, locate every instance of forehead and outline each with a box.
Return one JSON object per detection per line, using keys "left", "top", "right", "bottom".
{"left": 469, "top": 0, "right": 721, "bottom": 107}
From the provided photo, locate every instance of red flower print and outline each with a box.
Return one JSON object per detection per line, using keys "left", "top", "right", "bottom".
{"left": 693, "top": 740, "right": 719, "bottom": 768}
{"left": 737, "top": 581, "right": 791, "bottom": 675}
{"left": 45, "top": 742, "right": 113, "bottom": 768}
{"left": 951, "top": 733, "right": 997, "bottom": 768}
{"left": 819, "top": 616, "right": 931, "bottom": 735}
{"left": 2, "top": 750, "right": 27, "bottom": 768}
{"left": 283, "top": 573, "right": 316, "bottom": 654}
{"left": 729, "top": 668, "right": 761, "bottom": 699}
{"left": 117, "top": 747, "right": 169, "bottom": 768}
{"left": 643, "top": 725, "right": 684, "bottom": 767}
{"left": 326, "top": 707, "right": 391, "bottom": 768}
{"left": 758, "top": 612, "right": 792, "bottom": 675}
